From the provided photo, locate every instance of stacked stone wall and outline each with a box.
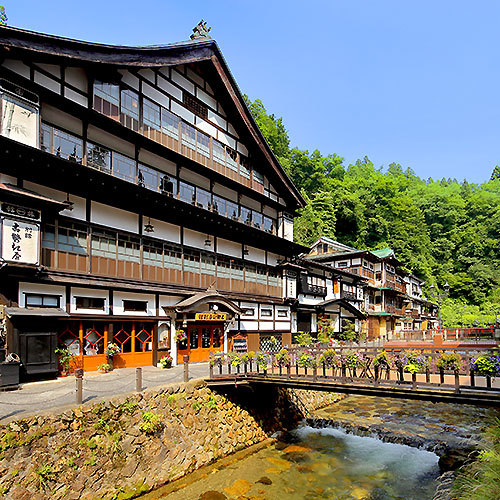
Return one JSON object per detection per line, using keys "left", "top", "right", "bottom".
{"left": 0, "top": 380, "right": 339, "bottom": 499}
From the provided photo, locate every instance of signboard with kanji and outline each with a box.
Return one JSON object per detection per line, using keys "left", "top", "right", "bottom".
{"left": 1, "top": 217, "right": 40, "bottom": 265}
{"left": 194, "top": 313, "right": 227, "bottom": 321}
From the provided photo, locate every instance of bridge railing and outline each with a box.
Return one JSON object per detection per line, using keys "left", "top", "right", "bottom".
{"left": 208, "top": 346, "right": 500, "bottom": 392}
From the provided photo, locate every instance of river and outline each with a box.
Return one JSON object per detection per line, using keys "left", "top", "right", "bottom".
{"left": 140, "top": 395, "right": 499, "bottom": 500}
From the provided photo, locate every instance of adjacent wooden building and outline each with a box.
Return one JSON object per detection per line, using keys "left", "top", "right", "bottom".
{"left": 0, "top": 24, "right": 306, "bottom": 378}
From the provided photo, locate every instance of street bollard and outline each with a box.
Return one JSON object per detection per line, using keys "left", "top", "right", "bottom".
{"left": 454, "top": 370, "right": 460, "bottom": 394}
{"left": 75, "top": 368, "right": 83, "bottom": 405}
{"left": 183, "top": 355, "right": 189, "bottom": 382}
{"left": 209, "top": 351, "right": 214, "bottom": 379}
{"left": 136, "top": 367, "right": 142, "bottom": 392}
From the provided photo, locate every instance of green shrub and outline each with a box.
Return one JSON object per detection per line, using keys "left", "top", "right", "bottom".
{"left": 436, "top": 351, "right": 462, "bottom": 371}
{"left": 139, "top": 412, "right": 162, "bottom": 435}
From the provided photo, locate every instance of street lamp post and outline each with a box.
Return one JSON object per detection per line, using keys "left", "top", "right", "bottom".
{"left": 429, "top": 282, "right": 450, "bottom": 331}
{"left": 456, "top": 304, "right": 466, "bottom": 329}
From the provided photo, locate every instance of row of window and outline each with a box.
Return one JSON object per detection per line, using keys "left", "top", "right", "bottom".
{"left": 93, "top": 80, "right": 271, "bottom": 194}
{"left": 40, "top": 123, "right": 277, "bottom": 234}
{"left": 241, "top": 307, "right": 289, "bottom": 318}
{"left": 42, "top": 220, "right": 282, "bottom": 287}
{"left": 26, "top": 293, "right": 146, "bottom": 312}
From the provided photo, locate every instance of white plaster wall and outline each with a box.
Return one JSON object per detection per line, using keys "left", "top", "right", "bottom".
{"left": 34, "top": 71, "right": 60, "bottom": 94}
{"left": 70, "top": 287, "right": 109, "bottom": 315}
{"left": 171, "top": 70, "right": 194, "bottom": 94}
{"left": 267, "top": 252, "right": 281, "bottom": 266}
{"left": 34, "top": 63, "right": 60, "bottom": 78}
{"left": 183, "top": 228, "right": 207, "bottom": 249}
{"left": 119, "top": 70, "right": 140, "bottom": 91}
{"left": 258, "top": 322, "right": 274, "bottom": 331}
{"left": 113, "top": 291, "right": 155, "bottom": 317}
{"left": 196, "top": 88, "right": 217, "bottom": 110}
{"left": 275, "top": 321, "right": 291, "bottom": 331}
{"left": 64, "top": 88, "right": 87, "bottom": 107}
{"left": 87, "top": 126, "right": 135, "bottom": 157}
{"left": 239, "top": 320, "right": 258, "bottom": 332}
{"left": 217, "top": 238, "right": 241, "bottom": 258}
{"left": 138, "top": 69, "right": 155, "bottom": 83}
{"left": 149, "top": 218, "right": 180, "bottom": 244}
{"left": 299, "top": 296, "right": 323, "bottom": 306}
{"left": 195, "top": 117, "right": 217, "bottom": 138}
{"left": 42, "top": 104, "right": 83, "bottom": 135}
{"left": 159, "top": 295, "right": 184, "bottom": 316}
{"left": 157, "top": 75, "right": 182, "bottom": 100}
{"left": 179, "top": 169, "right": 210, "bottom": 190}
{"left": 240, "top": 302, "right": 257, "bottom": 318}
{"left": 291, "top": 312, "right": 297, "bottom": 334}
{"left": 18, "top": 282, "right": 65, "bottom": 307}
{"left": 139, "top": 150, "right": 176, "bottom": 175}
{"left": 240, "top": 195, "right": 260, "bottom": 211}
{"left": 171, "top": 101, "right": 195, "bottom": 125}
{"left": 245, "top": 246, "right": 265, "bottom": 264}
{"left": 143, "top": 82, "right": 170, "bottom": 109}
{"left": 65, "top": 67, "right": 88, "bottom": 92}
{"left": 91, "top": 202, "right": 138, "bottom": 233}
{"left": 212, "top": 184, "right": 238, "bottom": 202}
{"left": 2, "top": 59, "right": 30, "bottom": 79}
{"left": 24, "top": 182, "right": 86, "bottom": 221}
{"left": 0, "top": 174, "right": 17, "bottom": 185}
{"left": 186, "top": 68, "right": 204, "bottom": 87}
{"left": 237, "top": 142, "right": 248, "bottom": 156}
{"left": 217, "top": 131, "right": 235, "bottom": 149}
{"left": 352, "top": 257, "right": 362, "bottom": 265}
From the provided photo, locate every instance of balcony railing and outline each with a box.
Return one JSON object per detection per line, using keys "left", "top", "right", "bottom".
{"left": 341, "top": 290, "right": 358, "bottom": 301}
{"left": 94, "top": 91, "right": 279, "bottom": 202}
{"left": 39, "top": 123, "right": 278, "bottom": 236}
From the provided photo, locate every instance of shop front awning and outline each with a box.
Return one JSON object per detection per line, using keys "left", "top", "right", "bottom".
{"left": 5, "top": 307, "right": 70, "bottom": 317}
{"left": 163, "top": 287, "right": 243, "bottom": 316}
{"left": 315, "top": 298, "right": 366, "bottom": 320}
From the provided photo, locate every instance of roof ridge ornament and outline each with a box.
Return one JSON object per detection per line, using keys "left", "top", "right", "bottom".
{"left": 191, "top": 20, "right": 212, "bottom": 40}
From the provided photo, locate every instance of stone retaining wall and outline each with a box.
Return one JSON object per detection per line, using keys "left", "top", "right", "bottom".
{"left": 0, "top": 380, "right": 339, "bottom": 499}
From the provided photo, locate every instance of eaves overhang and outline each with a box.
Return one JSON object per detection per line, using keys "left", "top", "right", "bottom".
{"left": 0, "top": 25, "right": 305, "bottom": 210}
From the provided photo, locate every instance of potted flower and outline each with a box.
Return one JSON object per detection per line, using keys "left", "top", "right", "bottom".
{"left": 320, "top": 349, "right": 338, "bottom": 368}
{"left": 97, "top": 363, "right": 111, "bottom": 373}
{"left": 55, "top": 346, "right": 75, "bottom": 376}
{"left": 276, "top": 348, "right": 291, "bottom": 367}
{"left": 175, "top": 329, "right": 187, "bottom": 343}
{"left": 105, "top": 342, "right": 120, "bottom": 370}
{"left": 436, "top": 351, "right": 463, "bottom": 372}
{"left": 159, "top": 353, "right": 173, "bottom": 369}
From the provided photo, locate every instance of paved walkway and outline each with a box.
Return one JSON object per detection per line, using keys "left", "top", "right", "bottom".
{"left": 0, "top": 362, "right": 209, "bottom": 424}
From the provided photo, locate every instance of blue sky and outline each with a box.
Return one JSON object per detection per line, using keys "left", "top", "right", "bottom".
{"left": 5, "top": 1, "right": 500, "bottom": 183}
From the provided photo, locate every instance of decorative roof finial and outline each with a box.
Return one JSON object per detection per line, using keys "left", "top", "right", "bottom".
{"left": 191, "top": 20, "right": 212, "bottom": 40}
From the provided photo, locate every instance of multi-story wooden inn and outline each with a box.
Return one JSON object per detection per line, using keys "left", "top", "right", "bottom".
{"left": 0, "top": 24, "right": 307, "bottom": 378}
{"left": 305, "top": 237, "right": 438, "bottom": 338}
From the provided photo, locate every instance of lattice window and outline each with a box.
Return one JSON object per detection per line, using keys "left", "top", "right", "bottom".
{"left": 114, "top": 326, "right": 132, "bottom": 353}
{"left": 183, "top": 93, "right": 208, "bottom": 119}
{"left": 259, "top": 335, "right": 282, "bottom": 354}
{"left": 83, "top": 326, "right": 104, "bottom": 355}
{"left": 135, "top": 324, "right": 152, "bottom": 352}
{"left": 58, "top": 325, "right": 81, "bottom": 356}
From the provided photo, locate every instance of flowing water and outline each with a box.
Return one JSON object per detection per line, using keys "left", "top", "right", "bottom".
{"left": 142, "top": 396, "right": 499, "bottom": 500}
{"left": 157, "top": 425, "right": 440, "bottom": 500}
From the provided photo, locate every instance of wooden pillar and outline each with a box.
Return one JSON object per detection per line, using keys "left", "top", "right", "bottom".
{"left": 152, "top": 322, "right": 159, "bottom": 366}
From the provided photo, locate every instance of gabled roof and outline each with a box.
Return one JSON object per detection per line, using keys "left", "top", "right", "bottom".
{"left": 0, "top": 25, "right": 305, "bottom": 209}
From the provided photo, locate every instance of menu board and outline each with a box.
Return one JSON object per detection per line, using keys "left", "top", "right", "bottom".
{"left": 1, "top": 218, "right": 40, "bottom": 265}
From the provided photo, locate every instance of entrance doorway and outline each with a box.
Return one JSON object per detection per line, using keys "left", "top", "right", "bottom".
{"left": 177, "top": 324, "right": 223, "bottom": 363}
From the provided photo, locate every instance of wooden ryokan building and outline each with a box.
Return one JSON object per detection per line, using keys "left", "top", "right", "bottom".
{"left": 0, "top": 24, "right": 307, "bottom": 379}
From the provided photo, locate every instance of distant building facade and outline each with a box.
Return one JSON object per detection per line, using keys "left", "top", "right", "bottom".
{"left": 304, "top": 237, "right": 438, "bottom": 338}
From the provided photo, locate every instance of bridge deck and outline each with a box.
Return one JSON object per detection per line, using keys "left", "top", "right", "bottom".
{"left": 206, "top": 374, "right": 500, "bottom": 406}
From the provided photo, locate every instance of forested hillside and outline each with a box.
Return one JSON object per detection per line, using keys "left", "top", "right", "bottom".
{"left": 246, "top": 98, "right": 500, "bottom": 327}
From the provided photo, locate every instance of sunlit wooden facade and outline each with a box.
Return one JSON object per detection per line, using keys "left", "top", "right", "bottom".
{"left": 0, "top": 25, "right": 306, "bottom": 377}
{"left": 305, "top": 237, "right": 438, "bottom": 339}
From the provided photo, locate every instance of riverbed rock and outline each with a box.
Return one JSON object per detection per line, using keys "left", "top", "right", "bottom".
{"left": 198, "top": 491, "right": 227, "bottom": 500}
{"left": 256, "top": 476, "right": 272, "bottom": 485}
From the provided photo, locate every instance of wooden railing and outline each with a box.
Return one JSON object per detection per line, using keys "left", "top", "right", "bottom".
{"left": 208, "top": 346, "right": 500, "bottom": 400}
{"left": 391, "top": 327, "right": 499, "bottom": 342}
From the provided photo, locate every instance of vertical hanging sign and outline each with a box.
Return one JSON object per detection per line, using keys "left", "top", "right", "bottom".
{"left": 1, "top": 217, "right": 40, "bottom": 265}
